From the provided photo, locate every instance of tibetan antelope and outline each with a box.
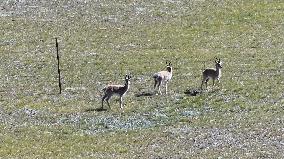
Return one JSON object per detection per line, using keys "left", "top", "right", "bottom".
{"left": 201, "top": 58, "right": 223, "bottom": 90}
{"left": 153, "top": 62, "right": 173, "bottom": 95}
{"left": 101, "top": 74, "right": 131, "bottom": 109}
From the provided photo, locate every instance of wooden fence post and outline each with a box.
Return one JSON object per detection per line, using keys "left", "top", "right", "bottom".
{"left": 55, "top": 38, "right": 62, "bottom": 94}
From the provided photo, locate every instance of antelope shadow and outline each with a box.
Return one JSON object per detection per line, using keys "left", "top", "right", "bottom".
{"left": 184, "top": 88, "right": 202, "bottom": 96}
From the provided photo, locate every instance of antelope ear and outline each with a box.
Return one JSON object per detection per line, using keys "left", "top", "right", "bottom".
{"left": 219, "top": 58, "right": 221, "bottom": 63}
{"left": 169, "top": 62, "right": 172, "bottom": 66}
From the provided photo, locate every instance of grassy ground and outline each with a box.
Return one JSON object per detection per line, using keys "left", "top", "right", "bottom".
{"left": 0, "top": 0, "right": 284, "bottom": 158}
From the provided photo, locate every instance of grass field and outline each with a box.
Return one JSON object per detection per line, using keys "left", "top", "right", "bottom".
{"left": 0, "top": 0, "right": 284, "bottom": 158}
